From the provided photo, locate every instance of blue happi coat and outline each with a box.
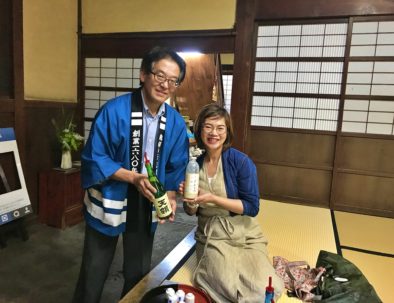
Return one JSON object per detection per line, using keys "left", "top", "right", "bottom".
{"left": 81, "top": 92, "right": 189, "bottom": 236}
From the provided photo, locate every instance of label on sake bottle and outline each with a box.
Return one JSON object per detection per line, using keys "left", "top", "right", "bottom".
{"left": 184, "top": 173, "right": 199, "bottom": 199}
{"left": 184, "top": 156, "right": 199, "bottom": 199}
{"left": 153, "top": 193, "right": 172, "bottom": 219}
{"left": 144, "top": 152, "right": 172, "bottom": 219}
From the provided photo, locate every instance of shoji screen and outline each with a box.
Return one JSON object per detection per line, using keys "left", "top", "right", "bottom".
{"left": 252, "top": 22, "right": 347, "bottom": 131}
{"left": 252, "top": 20, "right": 394, "bottom": 136}
{"left": 343, "top": 21, "right": 394, "bottom": 135}
{"left": 249, "top": 18, "right": 394, "bottom": 216}
{"left": 83, "top": 57, "right": 142, "bottom": 140}
{"left": 222, "top": 74, "right": 233, "bottom": 112}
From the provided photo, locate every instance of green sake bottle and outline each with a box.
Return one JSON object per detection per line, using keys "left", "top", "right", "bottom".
{"left": 144, "top": 153, "right": 172, "bottom": 219}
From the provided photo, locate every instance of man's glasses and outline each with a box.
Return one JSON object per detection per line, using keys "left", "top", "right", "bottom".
{"left": 202, "top": 123, "right": 227, "bottom": 135}
{"left": 150, "top": 71, "right": 180, "bottom": 88}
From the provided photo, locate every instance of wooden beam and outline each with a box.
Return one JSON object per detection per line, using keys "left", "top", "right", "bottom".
{"left": 81, "top": 30, "right": 235, "bottom": 58}
{"left": 13, "top": 0, "right": 25, "bottom": 164}
{"left": 231, "top": 0, "right": 256, "bottom": 152}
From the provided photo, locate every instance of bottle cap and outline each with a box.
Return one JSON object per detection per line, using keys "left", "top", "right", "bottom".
{"left": 167, "top": 293, "right": 178, "bottom": 303}
{"left": 165, "top": 287, "right": 175, "bottom": 298}
{"left": 185, "top": 292, "right": 195, "bottom": 303}
{"left": 265, "top": 276, "right": 274, "bottom": 293}
{"left": 144, "top": 152, "right": 150, "bottom": 164}
{"left": 176, "top": 289, "right": 185, "bottom": 300}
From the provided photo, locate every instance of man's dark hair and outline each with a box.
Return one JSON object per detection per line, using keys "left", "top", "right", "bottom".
{"left": 140, "top": 46, "right": 186, "bottom": 83}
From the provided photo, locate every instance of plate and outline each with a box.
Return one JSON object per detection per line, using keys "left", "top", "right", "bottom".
{"left": 140, "top": 283, "right": 212, "bottom": 303}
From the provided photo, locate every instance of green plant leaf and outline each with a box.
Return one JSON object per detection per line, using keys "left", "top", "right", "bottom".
{"left": 52, "top": 109, "right": 84, "bottom": 152}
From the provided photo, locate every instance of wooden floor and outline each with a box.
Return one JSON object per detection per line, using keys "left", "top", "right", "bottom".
{"left": 169, "top": 200, "right": 393, "bottom": 303}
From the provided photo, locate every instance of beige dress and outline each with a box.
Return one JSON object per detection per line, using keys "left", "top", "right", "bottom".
{"left": 193, "top": 158, "right": 284, "bottom": 303}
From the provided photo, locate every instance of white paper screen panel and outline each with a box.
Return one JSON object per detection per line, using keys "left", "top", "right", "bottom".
{"left": 251, "top": 96, "right": 339, "bottom": 131}
{"left": 84, "top": 89, "right": 131, "bottom": 136}
{"left": 343, "top": 21, "right": 394, "bottom": 135}
{"left": 346, "top": 61, "right": 394, "bottom": 97}
{"left": 342, "top": 99, "right": 394, "bottom": 135}
{"left": 254, "top": 61, "right": 343, "bottom": 95}
{"left": 84, "top": 57, "right": 140, "bottom": 138}
{"left": 253, "top": 19, "right": 394, "bottom": 135}
{"left": 253, "top": 22, "right": 346, "bottom": 131}
{"left": 256, "top": 23, "right": 347, "bottom": 58}
{"left": 222, "top": 75, "right": 233, "bottom": 113}
{"left": 350, "top": 21, "right": 394, "bottom": 57}
{"left": 85, "top": 58, "right": 142, "bottom": 89}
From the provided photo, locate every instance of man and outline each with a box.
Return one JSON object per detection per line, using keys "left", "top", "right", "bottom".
{"left": 73, "top": 46, "right": 189, "bottom": 303}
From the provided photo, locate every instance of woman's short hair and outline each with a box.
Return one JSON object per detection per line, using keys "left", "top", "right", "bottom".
{"left": 140, "top": 46, "right": 186, "bottom": 84}
{"left": 194, "top": 103, "right": 233, "bottom": 151}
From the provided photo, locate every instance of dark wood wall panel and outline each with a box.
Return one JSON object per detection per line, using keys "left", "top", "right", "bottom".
{"left": 82, "top": 30, "right": 235, "bottom": 58}
{"left": 337, "top": 136, "right": 394, "bottom": 175}
{"left": 250, "top": 129, "right": 334, "bottom": 207}
{"left": 0, "top": 0, "right": 13, "bottom": 98}
{"left": 334, "top": 173, "right": 394, "bottom": 217}
{"left": 175, "top": 54, "right": 216, "bottom": 121}
{"left": 249, "top": 129, "right": 335, "bottom": 168}
{"left": 0, "top": 112, "right": 14, "bottom": 128}
{"left": 24, "top": 103, "right": 79, "bottom": 214}
{"left": 257, "top": 163, "right": 331, "bottom": 207}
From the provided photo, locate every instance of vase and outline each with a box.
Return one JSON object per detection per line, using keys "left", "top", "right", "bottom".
{"left": 60, "top": 150, "right": 72, "bottom": 169}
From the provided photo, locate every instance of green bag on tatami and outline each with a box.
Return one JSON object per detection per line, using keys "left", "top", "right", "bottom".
{"left": 314, "top": 250, "right": 382, "bottom": 303}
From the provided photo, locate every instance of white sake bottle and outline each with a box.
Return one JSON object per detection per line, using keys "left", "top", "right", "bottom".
{"left": 184, "top": 156, "right": 199, "bottom": 199}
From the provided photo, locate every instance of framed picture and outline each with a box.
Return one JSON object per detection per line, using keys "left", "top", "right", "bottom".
{"left": 0, "top": 128, "right": 32, "bottom": 225}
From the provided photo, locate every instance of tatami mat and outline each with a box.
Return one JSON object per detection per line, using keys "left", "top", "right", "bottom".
{"left": 259, "top": 200, "right": 337, "bottom": 264}
{"left": 170, "top": 251, "right": 196, "bottom": 286}
{"left": 335, "top": 211, "right": 394, "bottom": 255}
{"left": 169, "top": 202, "right": 393, "bottom": 302}
{"left": 342, "top": 249, "right": 393, "bottom": 303}
{"left": 170, "top": 251, "right": 302, "bottom": 303}
{"left": 170, "top": 200, "right": 337, "bottom": 302}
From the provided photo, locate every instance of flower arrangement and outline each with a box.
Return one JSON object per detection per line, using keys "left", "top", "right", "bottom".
{"left": 190, "top": 146, "right": 204, "bottom": 157}
{"left": 52, "top": 115, "right": 84, "bottom": 152}
{"left": 51, "top": 111, "right": 84, "bottom": 169}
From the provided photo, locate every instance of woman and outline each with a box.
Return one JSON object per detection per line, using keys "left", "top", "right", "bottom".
{"left": 179, "top": 104, "right": 283, "bottom": 303}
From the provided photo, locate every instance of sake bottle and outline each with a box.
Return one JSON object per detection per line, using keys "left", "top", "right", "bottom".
{"left": 144, "top": 153, "right": 172, "bottom": 219}
{"left": 184, "top": 156, "right": 199, "bottom": 199}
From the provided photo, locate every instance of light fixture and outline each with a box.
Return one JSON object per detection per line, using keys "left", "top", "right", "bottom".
{"left": 177, "top": 51, "right": 203, "bottom": 59}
